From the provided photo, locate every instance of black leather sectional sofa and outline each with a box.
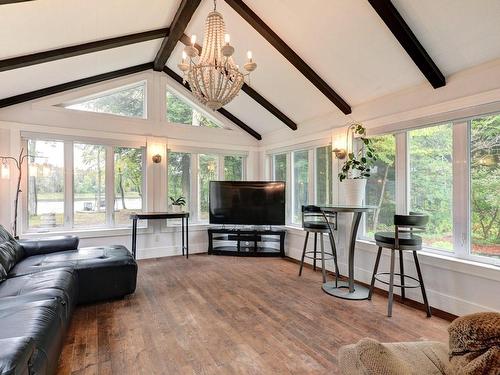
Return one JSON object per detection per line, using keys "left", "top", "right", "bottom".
{"left": 0, "top": 225, "right": 137, "bottom": 375}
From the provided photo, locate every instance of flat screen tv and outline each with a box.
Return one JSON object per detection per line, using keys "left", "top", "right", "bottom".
{"left": 209, "top": 181, "right": 285, "bottom": 225}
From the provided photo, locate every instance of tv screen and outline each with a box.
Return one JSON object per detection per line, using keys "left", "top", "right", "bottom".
{"left": 209, "top": 181, "right": 285, "bottom": 225}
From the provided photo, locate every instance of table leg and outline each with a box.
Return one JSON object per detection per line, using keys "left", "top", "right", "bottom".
{"left": 348, "top": 212, "right": 362, "bottom": 292}
{"left": 181, "top": 217, "right": 185, "bottom": 257}
{"left": 186, "top": 217, "right": 189, "bottom": 259}
{"left": 132, "top": 219, "right": 137, "bottom": 259}
{"left": 321, "top": 211, "right": 370, "bottom": 300}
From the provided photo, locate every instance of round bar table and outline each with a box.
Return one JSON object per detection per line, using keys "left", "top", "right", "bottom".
{"left": 320, "top": 205, "right": 376, "bottom": 300}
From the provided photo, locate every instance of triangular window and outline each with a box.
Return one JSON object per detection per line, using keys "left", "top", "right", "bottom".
{"left": 166, "top": 90, "right": 222, "bottom": 128}
{"left": 59, "top": 81, "right": 146, "bottom": 118}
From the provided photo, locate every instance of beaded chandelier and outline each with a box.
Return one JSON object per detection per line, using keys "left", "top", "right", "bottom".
{"left": 178, "top": 0, "right": 257, "bottom": 110}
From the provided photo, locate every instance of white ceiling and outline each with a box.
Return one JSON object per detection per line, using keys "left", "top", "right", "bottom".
{"left": 1, "top": 0, "right": 500, "bottom": 137}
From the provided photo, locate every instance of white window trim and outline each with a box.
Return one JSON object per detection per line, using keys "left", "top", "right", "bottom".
{"left": 22, "top": 136, "right": 147, "bottom": 234}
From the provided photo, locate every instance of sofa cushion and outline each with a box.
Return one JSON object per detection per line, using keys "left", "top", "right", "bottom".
{"left": 0, "top": 268, "right": 78, "bottom": 321}
{"left": 0, "top": 227, "right": 24, "bottom": 277}
{"left": 0, "top": 299, "right": 66, "bottom": 375}
{"left": 0, "top": 337, "right": 35, "bottom": 375}
{"left": 19, "top": 235, "right": 79, "bottom": 257}
{"left": 10, "top": 245, "right": 137, "bottom": 304}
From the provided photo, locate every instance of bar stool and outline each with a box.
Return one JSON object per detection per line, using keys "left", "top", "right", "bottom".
{"left": 368, "top": 213, "right": 432, "bottom": 317}
{"left": 298, "top": 205, "right": 340, "bottom": 284}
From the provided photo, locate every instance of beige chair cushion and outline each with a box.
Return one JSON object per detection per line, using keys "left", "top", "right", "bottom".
{"left": 338, "top": 338, "right": 450, "bottom": 375}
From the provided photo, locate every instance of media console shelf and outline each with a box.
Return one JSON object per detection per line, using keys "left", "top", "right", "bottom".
{"left": 208, "top": 228, "right": 286, "bottom": 257}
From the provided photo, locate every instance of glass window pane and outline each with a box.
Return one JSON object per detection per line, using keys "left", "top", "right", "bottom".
{"left": 224, "top": 155, "right": 243, "bottom": 181}
{"left": 64, "top": 83, "right": 146, "bottom": 118}
{"left": 27, "top": 140, "right": 65, "bottom": 229}
{"left": 199, "top": 154, "right": 218, "bottom": 221}
{"left": 168, "top": 151, "right": 191, "bottom": 212}
{"left": 409, "top": 124, "right": 453, "bottom": 251}
{"left": 316, "top": 145, "right": 332, "bottom": 206}
{"left": 74, "top": 143, "right": 106, "bottom": 227}
{"left": 470, "top": 115, "right": 500, "bottom": 260}
{"left": 363, "top": 135, "right": 396, "bottom": 237}
{"left": 167, "top": 91, "right": 221, "bottom": 128}
{"left": 114, "top": 147, "right": 143, "bottom": 226}
{"left": 293, "top": 150, "right": 309, "bottom": 224}
{"left": 273, "top": 154, "right": 287, "bottom": 181}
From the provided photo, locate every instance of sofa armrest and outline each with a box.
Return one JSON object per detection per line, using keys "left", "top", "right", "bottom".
{"left": 0, "top": 337, "right": 35, "bottom": 375}
{"left": 19, "top": 235, "right": 79, "bottom": 257}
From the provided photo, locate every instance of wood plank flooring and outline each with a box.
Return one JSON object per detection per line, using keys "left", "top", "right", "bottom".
{"left": 56, "top": 255, "right": 450, "bottom": 374}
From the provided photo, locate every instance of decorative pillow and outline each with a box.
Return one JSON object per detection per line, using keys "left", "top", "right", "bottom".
{"left": 448, "top": 312, "right": 500, "bottom": 375}
{"left": 355, "top": 338, "right": 412, "bottom": 375}
{"left": 0, "top": 225, "right": 24, "bottom": 275}
{"left": 449, "top": 312, "right": 500, "bottom": 354}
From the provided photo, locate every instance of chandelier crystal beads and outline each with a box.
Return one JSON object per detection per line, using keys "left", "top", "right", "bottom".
{"left": 178, "top": 0, "right": 257, "bottom": 110}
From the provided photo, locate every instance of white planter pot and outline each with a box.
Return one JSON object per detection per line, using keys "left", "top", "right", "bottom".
{"left": 341, "top": 179, "right": 367, "bottom": 206}
{"left": 171, "top": 205, "right": 182, "bottom": 213}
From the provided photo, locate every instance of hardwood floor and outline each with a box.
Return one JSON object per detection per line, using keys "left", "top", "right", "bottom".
{"left": 57, "top": 255, "right": 450, "bottom": 374}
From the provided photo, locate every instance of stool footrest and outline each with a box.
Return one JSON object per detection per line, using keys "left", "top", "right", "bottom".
{"left": 374, "top": 272, "right": 421, "bottom": 289}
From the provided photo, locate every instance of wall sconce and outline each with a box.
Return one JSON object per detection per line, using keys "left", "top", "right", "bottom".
{"left": 332, "top": 148, "right": 347, "bottom": 159}
{"left": 1, "top": 160, "right": 10, "bottom": 179}
{"left": 152, "top": 154, "right": 162, "bottom": 164}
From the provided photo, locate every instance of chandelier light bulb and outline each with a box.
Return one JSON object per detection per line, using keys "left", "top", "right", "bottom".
{"left": 225, "top": 34, "right": 230, "bottom": 44}
{"left": 247, "top": 50, "right": 252, "bottom": 60}
{"left": 190, "top": 34, "right": 197, "bottom": 46}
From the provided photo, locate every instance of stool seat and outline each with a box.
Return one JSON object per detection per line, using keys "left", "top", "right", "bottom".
{"left": 303, "top": 221, "right": 330, "bottom": 231}
{"left": 374, "top": 232, "right": 422, "bottom": 247}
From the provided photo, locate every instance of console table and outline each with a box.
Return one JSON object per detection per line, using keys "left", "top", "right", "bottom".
{"left": 130, "top": 212, "right": 189, "bottom": 259}
{"left": 208, "top": 228, "right": 285, "bottom": 257}
{"left": 320, "top": 205, "right": 376, "bottom": 300}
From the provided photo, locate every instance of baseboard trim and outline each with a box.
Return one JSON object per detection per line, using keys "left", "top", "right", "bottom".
{"left": 285, "top": 256, "right": 458, "bottom": 322}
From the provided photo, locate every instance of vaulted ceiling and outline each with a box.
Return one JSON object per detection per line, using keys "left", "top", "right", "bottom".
{"left": 1, "top": 0, "right": 499, "bottom": 138}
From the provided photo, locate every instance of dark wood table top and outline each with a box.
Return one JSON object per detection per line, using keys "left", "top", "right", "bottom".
{"left": 130, "top": 212, "right": 190, "bottom": 220}
{"left": 320, "top": 205, "right": 377, "bottom": 213}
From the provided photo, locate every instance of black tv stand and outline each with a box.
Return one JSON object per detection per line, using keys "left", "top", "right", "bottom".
{"left": 208, "top": 227, "right": 286, "bottom": 257}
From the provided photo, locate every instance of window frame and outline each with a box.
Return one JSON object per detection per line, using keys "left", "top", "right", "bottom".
{"left": 22, "top": 136, "right": 146, "bottom": 233}
{"left": 269, "top": 141, "right": 332, "bottom": 227}
{"left": 357, "top": 114, "right": 499, "bottom": 267}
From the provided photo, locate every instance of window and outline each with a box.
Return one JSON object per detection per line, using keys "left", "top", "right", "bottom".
{"left": 409, "top": 124, "right": 453, "bottom": 251}
{"left": 168, "top": 151, "right": 191, "bottom": 212}
{"left": 315, "top": 145, "right": 332, "bottom": 206}
{"left": 198, "top": 154, "right": 218, "bottom": 221}
{"left": 470, "top": 114, "right": 499, "bottom": 260}
{"left": 73, "top": 143, "right": 107, "bottom": 226}
{"left": 27, "top": 140, "right": 65, "bottom": 229}
{"left": 224, "top": 155, "right": 244, "bottom": 181}
{"left": 114, "top": 147, "right": 144, "bottom": 226}
{"left": 270, "top": 144, "right": 332, "bottom": 225}
{"left": 292, "top": 150, "right": 310, "bottom": 225}
{"left": 273, "top": 154, "right": 287, "bottom": 181}
{"left": 25, "top": 137, "right": 144, "bottom": 232}
{"left": 62, "top": 82, "right": 146, "bottom": 118}
{"left": 363, "top": 135, "right": 396, "bottom": 237}
{"left": 166, "top": 90, "right": 222, "bottom": 128}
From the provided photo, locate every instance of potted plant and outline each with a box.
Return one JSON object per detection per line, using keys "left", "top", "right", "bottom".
{"left": 338, "top": 123, "right": 377, "bottom": 205}
{"left": 169, "top": 196, "right": 186, "bottom": 213}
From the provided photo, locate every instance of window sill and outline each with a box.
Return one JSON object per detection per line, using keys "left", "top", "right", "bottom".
{"left": 21, "top": 226, "right": 151, "bottom": 239}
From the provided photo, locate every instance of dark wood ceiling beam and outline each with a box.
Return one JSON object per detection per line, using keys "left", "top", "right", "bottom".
{"left": 0, "top": 63, "right": 153, "bottom": 108}
{"left": 0, "top": 0, "right": 33, "bottom": 4}
{"left": 224, "top": 0, "right": 351, "bottom": 115}
{"left": 153, "top": 0, "right": 201, "bottom": 71}
{"left": 0, "top": 28, "right": 168, "bottom": 73}
{"left": 163, "top": 67, "right": 262, "bottom": 140}
{"left": 179, "top": 34, "right": 297, "bottom": 131}
{"left": 368, "top": 0, "right": 445, "bottom": 88}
